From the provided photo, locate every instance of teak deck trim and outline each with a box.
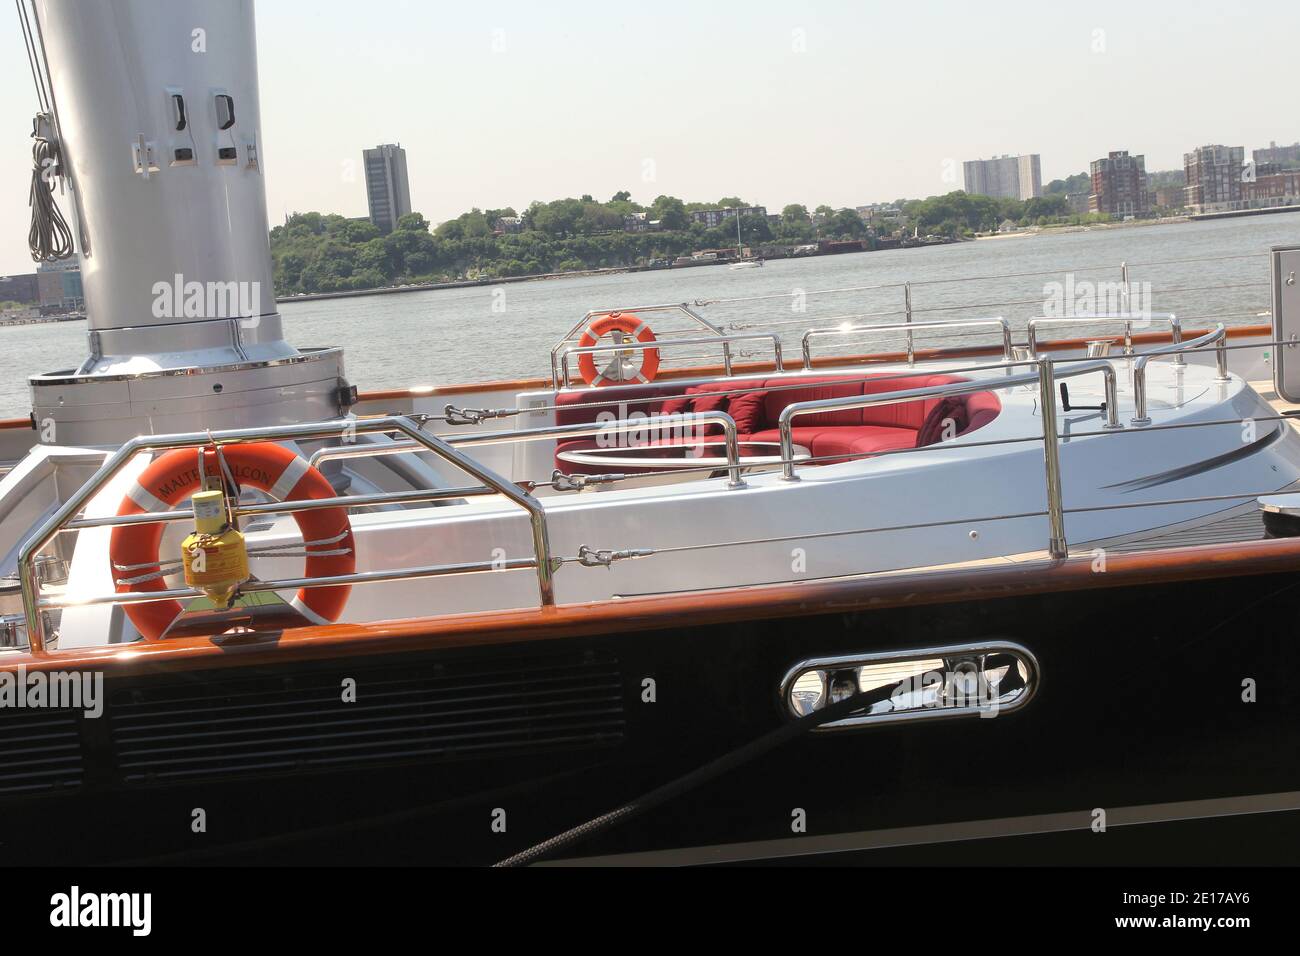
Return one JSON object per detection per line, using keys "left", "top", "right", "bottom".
{"left": 6, "top": 533, "right": 1300, "bottom": 676}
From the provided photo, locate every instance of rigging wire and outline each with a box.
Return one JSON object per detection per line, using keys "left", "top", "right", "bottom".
{"left": 15, "top": 0, "right": 50, "bottom": 114}
{"left": 16, "top": 0, "right": 74, "bottom": 263}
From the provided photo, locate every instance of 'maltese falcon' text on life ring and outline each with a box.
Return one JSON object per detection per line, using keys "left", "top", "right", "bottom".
{"left": 108, "top": 443, "right": 355, "bottom": 640}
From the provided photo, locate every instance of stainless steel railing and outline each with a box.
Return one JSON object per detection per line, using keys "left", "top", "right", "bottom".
{"left": 1027, "top": 313, "right": 1183, "bottom": 361}
{"left": 16, "top": 415, "right": 557, "bottom": 654}
{"left": 1131, "top": 324, "right": 1230, "bottom": 425}
{"left": 801, "top": 317, "right": 1013, "bottom": 370}
{"left": 776, "top": 358, "right": 1126, "bottom": 557}
{"left": 312, "top": 410, "right": 749, "bottom": 490}
{"left": 12, "top": 315, "right": 1255, "bottom": 653}
{"left": 310, "top": 408, "right": 748, "bottom": 489}
{"left": 555, "top": 333, "right": 785, "bottom": 389}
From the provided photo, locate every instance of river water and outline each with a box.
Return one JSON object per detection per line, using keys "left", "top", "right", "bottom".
{"left": 1, "top": 215, "right": 1294, "bottom": 417}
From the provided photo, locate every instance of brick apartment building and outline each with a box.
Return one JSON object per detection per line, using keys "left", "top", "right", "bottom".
{"left": 1242, "top": 163, "right": 1300, "bottom": 209}
{"left": 1183, "top": 144, "right": 1246, "bottom": 214}
{"left": 1089, "top": 151, "right": 1150, "bottom": 217}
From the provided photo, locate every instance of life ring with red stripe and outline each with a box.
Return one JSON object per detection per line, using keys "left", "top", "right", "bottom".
{"left": 577, "top": 313, "right": 660, "bottom": 386}
{"left": 109, "top": 443, "right": 355, "bottom": 640}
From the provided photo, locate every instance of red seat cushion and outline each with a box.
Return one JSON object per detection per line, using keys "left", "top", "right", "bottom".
{"left": 747, "top": 427, "right": 842, "bottom": 453}
{"left": 554, "top": 374, "right": 1002, "bottom": 473}
{"left": 816, "top": 426, "right": 919, "bottom": 457}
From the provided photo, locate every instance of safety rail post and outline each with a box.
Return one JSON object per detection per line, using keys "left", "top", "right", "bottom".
{"left": 904, "top": 282, "right": 914, "bottom": 365}
{"left": 1131, "top": 324, "right": 1227, "bottom": 425}
{"left": 1037, "top": 358, "right": 1068, "bottom": 559}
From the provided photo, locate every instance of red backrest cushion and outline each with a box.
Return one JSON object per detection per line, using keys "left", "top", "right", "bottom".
{"left": 555, "top": 386, "right": 666, "bottom": 427}
{"left": 727, "top": 391, "right": 769, "bottom": 434}
{"left": 553, "top": 375, "right": 1002, "bottom": 440}
{"left": 759, "top": 377, "right": 866, "bottom": 427}
{"left": 685, "top": 383, "right": 733, "bottom": 435}
{"left": 755, "top": 374, "right": 969, "bottom": 431}
{"left": 659, "top": 396, "right": 691, "bottom": 416}
{"left": 858, "top": 375, "right": 966, "bottom": 430}
{"left": 687, "top": 388, "right": 729, "bottom": 415}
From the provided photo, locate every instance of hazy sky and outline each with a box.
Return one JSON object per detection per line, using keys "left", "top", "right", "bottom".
{"left": 1, "top": 0, "right": 1295, "bottom": 276}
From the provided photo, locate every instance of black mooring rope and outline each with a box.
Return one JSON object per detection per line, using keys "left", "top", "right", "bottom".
{"left": 494, "top": 680, "right": 903, "bottom": 867}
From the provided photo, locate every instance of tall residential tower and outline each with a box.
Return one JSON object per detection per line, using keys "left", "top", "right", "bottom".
{"left": 364, "top": 144, "right": 412, "bottom": 234}
{"left": 963, "top": 154, "right": 1042, "bottom": 200}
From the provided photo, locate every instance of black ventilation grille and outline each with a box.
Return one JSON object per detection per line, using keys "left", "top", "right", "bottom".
{"left": 0, "top": 709, "right": 83, "bottom": 795}
{"left": 111, "top": 654, "right": 625, "bottom": 784}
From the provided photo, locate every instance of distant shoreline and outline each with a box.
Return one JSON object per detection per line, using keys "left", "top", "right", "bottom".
{"left": 1189, "top": 204, "right": 1300, "bottom": 222}
{"left": 275, "top": 265, "right": 637, "bottom": 304}
{"left": 273, "top": 242, "right": 966, "bottom": 305}
{"left": 277, "top": 217, "right": 1209, "bottom": 305}
{"left": 978, "top": 215, "right": 1192, "bottom": 242}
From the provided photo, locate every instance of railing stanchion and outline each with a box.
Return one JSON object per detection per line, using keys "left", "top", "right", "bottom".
{"left": 1131, "top": 324, "right": 1226, "bottom": 424}
{"left": 904, "top": 282, "right": 915, "bottom": 367}
{"left": 1037, "top": 358, "right": 1069, "bottom": 559}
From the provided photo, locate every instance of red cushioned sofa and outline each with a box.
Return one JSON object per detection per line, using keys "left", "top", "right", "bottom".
{"left": 553, "top": 374, "right": 1002, "bottom": 475}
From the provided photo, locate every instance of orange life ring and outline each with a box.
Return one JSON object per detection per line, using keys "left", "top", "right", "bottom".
{"left": 577, "top": 313, "right": 660, "bottom": 386}
{"left": 109, "top": 443, "right": 355, "bottom": 640}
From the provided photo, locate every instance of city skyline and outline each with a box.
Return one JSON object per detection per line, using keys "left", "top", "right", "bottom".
{"left": 1, "top": 0, "right": 1298, "bottom": 275}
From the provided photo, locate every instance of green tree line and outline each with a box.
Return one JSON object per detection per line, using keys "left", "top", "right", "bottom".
{"left": 269, "top": 189, "right": 1105, "bottom": 295}
{"left": 901, "top": 191, "right": 1112, "bottom": 237}
{"left": 270, "top": 194, "right": 882, "bottom": 294}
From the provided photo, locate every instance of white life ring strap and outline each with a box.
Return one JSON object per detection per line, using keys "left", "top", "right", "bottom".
{"left": 291, "top": 595, "right": 332, "bottom": 626}
{"left": 125, "top": 482, "right": 171, "bottom": 515}
{"left": 269, "top": 454, "right": 311, "bottom": 501}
